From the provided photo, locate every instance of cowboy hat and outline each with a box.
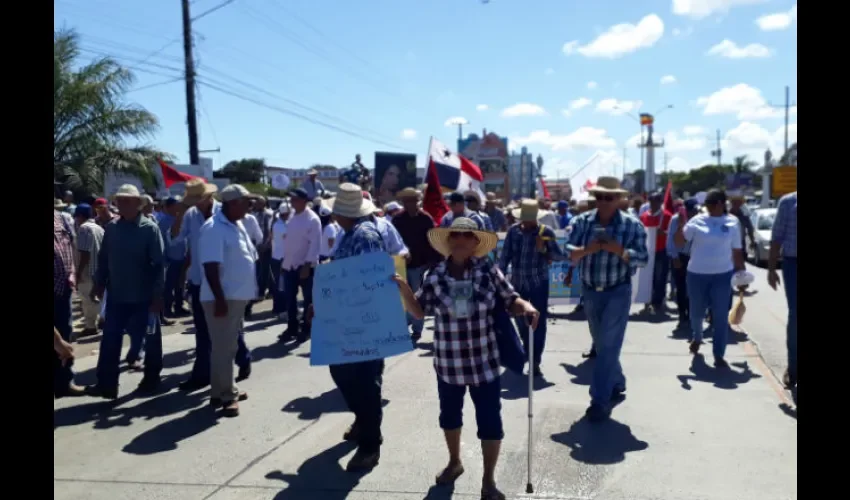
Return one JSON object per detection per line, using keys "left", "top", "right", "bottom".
{"left": 396, "top": 187, "right": 421, "bottom": 200}
{"left": 113, "top": 184, "right": 142, "bottom": 199}
{"left": 588, "top": 176, "right": 628, "bottom": 195}
{"left": 182, "top": 178, "right": 218, "bottom": 205}
{"left": 307, "top": 168, "right": 319, "bottom": 175}
{"left": 54, "top": 198, "right": 67, "bottom": 209}
{"left": 511, "top": 199, "right": 542, "bottom": 222}
{"left": 332, "top": 183, "right": 376, "bottom": 219}
{"left": 427, "top": 217, "right": 499, "bottom": 259}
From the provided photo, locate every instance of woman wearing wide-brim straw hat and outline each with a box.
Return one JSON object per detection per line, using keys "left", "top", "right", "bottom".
{"left": 393, "top": 217, "right": 539, "bottom": 500}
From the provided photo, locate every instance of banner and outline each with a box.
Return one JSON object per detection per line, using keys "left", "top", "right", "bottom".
{"left": 374, "top": 152, "right": 417, "bottom": 205}
{"left": 493, "top": 229, "right": 655, "bottom": 305}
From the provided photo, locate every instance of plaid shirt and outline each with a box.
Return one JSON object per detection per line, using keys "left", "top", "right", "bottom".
{"left": 331, "top": 218, "right": 386, "bottom": 260}
{"left": 416, "top": 258, "right": 519, "bottom": 386}
{"left": 499, "top": 223, "right": 565, "bottom": 291}
{"left": 53, "top": 211, "right": 76, "bottom": 297}
{"left": 771, "top": 191, "right": 797, "bottom": 258}
{"left": 565, "top": 209, "right": 649, "bottom": 289}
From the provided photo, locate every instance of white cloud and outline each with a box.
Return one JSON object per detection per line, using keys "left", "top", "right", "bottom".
{"left": 664, "top": 131, "right": 708, "bottom": 152}
{"left": 725, "top": 122, "right": 797, "bottom": 154}
{"left": 696, "top": 83, "right": 797, "bottom": 120}
{"left": 569, "top": 97, "right": 593, "bottom": 110}
{"left": 683, "top": 125, "right": 705, "bottom": 136}
{"left": 596, "top": 98, "right": 643, "bottom": 115}
{"left": 660, "top": 74, "right": 677, "bottom": 84}
{"left": 511, "top": 127, "right": 617, "bottom": 151}
{"left": 501, "top": 103, "right": 548, "bottom": 117}
{"left": 561, "top": 110, "right": 572, "bottom": 118}
{"left": 672, "top": 26, "right": 694, "bottom": 37}
{"left": 673, "top": 0, "right": 768, "bottom": 20}
{"left": 707, "top": 39, "right": 771, "bottom": 58}
{"left": 400, "top": 129, "right": 417, "bottom": 140}
{"left": 544, "top": 68, "right": 555, "bottom": 76}
{"left": 444, "top": 116, "right": 468, "bottom": 127}
{"left": 476, "top": 104, "right": 489, "bottom": 112}
{"left": 563, "top": 14, "right": 664, "bottom": 59}
{"left": 586, "top": 81, "right": 598, "bottom": 90}
{"left": 756, "top": 4, "right": 797, "bottom": 31}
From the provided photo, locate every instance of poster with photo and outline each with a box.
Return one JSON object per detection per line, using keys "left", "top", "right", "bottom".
{"left": 374, "top": 152, "right": 417, "bottom": 205}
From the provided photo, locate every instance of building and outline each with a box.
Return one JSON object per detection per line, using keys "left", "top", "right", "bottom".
{"left": 508, "top": 147, "right": 543, "bottom": 199}
{"left": 458, "top": 129, "right": 510, "bottom": 200}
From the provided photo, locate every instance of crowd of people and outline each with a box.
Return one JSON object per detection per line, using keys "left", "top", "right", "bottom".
{"left": 53, "top": 173, "right": 797, "bottom": 500}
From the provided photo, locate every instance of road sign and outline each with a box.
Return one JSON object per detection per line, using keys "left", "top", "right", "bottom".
{"left": 772, "top": 165, "right": 797, "bottom": 198}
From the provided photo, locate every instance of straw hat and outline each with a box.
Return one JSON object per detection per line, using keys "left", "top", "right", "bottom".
{"left": 588, "top": 176, "right": 628, "bottom": 194}
{"left": 332, "top": 183, "right": 376, "bottom": 219}
{"left": 113, "top": 184, "right": 142, "bottom": 199}
{"left": 396, "top": 187, "right": 421, "bottom": 200}
{"left": 511, "top": 199, "right": 545, "bottom": 222}
{"left": 307, "top": 168, "right": 319, "bottom": 176}
{"left": 182, "top": 178, "right": 218, "bottom": 205}
{"left": 54, "top": 198, "right": 67, "bottom": 209}
{"left": 427, "top": 217, "right": 498, "bottom": 258}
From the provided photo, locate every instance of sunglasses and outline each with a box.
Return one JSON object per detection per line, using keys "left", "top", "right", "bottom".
{"left": 448, "top": 231, "right": 478, "bottom": 240}
{"left": 595, "top": 194, "right": 617, "bottom": 202}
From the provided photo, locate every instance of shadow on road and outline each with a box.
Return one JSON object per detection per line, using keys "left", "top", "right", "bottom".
{"left": 250, "top": 337, "right": 304, "bottom": 363}
{"left": 779, "top": 403, "right": 797, "bottom": 420}
{"left": 282, "top": 389, "right": 390, "bottom": 420}
{"left": 71, "top": 348, "right": 195, "bottom": 387}
{"left": 628, "top": 309, "right": 674, "bottom": 324}
{"left": 501, "top": 370, "right": 555, "bottom": 400}
{"left": 561, "top": 359, "right": 594, "bottom": 386}
{"left": 676, "top": 354, "right": 761, "bottom": 390}
{"left": 122, "top": 404, "right": 219, "bottom": 455}
{"left": 265, "top": 441, "right": 368, "bottom": 500}
{"left": 551, "top": 416, "right": 649, "bottom": 465}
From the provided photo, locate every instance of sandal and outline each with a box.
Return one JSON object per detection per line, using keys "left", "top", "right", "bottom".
{"left": 480, "top": 485, "right": 506, "bottom": 500}
{"left": 435, "top": 463, "right": 465, "bottom": 485}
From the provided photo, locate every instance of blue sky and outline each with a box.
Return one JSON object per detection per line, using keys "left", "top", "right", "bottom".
{"left": 54, "top": 0, "right": 797, "bottom": 180}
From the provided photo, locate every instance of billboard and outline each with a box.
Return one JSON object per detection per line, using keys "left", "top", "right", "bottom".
{"left": 772, "top": 165, "right": 797, "bottom": 198}
{"left": 374, "top": 152, "right": 417, "bottom": 205}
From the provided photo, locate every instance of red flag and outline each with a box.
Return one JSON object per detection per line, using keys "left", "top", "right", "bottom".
{"left": 662, "top": 180, "right": 674, "bottom": 214}
{"left": 157, "top": 159, "right": 204, "bottom": 188}
{"left": 536, "top": 177, "right": 551, "bottom": 199}
{"left": 423, "top": 159, "right": 449, "bottom": 225}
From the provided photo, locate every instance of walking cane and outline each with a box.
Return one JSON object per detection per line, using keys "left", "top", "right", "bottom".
{"left": 526, "top": 314, "right": 535, "bottom": 494}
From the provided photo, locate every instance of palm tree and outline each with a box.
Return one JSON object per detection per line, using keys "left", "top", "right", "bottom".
{"left": 732, "top": 155, "right": 757, "bottom": 173}
{"left": 54, "top": 29, "right": 172, "bottom": 193}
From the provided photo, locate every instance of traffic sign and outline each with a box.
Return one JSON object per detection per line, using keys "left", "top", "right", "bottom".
{"left": 772, "top": 165, "right": 797, "bottom": 198}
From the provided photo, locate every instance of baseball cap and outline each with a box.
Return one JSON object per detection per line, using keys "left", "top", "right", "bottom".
{"left": 220, "top": 184, "right": 256, "bottom": 202}
{"left": 93, "top": 197, "right": 108, "bottom": 207}
{"left": 289, "top": 188, "right": 309, "bottom": 201}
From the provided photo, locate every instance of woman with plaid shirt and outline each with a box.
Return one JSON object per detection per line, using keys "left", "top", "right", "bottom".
{"left": 395, "top": 217, "right": 539, "bottom": 500}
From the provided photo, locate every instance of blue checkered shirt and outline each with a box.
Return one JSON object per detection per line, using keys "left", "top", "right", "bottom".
{"left": 565, "top": 209, "right": 649, "bottom": 289}
{"left": 771, "top": 192, "right": 797, "bottom": 258}
{"left": 331, "top": 218, "right": 386, "bottom": 260}
{"left": 477, "top": 211, "right": 494, "bottom": 231}
{"left": 499, "top": 223, "right": 566, "bottom": 291}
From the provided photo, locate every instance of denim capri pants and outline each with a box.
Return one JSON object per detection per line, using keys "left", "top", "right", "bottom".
{"left": 436, "top": 375, "right": 504, "bottom": 440}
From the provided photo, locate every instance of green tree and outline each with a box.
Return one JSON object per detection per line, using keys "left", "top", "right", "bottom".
{"left": 214, "top": 158, "right": 266, "bottom": 184}
{"left": 54, "top": 29, "right": 171, "bottom": 194}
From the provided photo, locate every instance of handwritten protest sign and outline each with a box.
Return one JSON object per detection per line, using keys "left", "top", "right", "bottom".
{"left": 310, "top": 252, "right": 412, "bottom": 366}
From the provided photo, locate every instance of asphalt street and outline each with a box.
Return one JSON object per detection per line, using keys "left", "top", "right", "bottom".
{"left": 54, "top": 284, "right": 797, "bottom": 500}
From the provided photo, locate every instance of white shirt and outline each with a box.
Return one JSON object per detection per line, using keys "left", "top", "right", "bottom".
{"left": 281, "top": 208, "right": 321, "bottom": 270}
{"left": 198, "top": 211, "right": 258, "bottom": 302}
{"left": 242, "top": 213, "right": 264, "bottom": 245}
{"left": 271, "top": 219, "right": 287, "bottom": 261}
{"left": 320, "top": 223, "right": 339, "bottom": 257}
{"left": 374, "top": 216, "right": 409, "bottom": 256}
{"left": 683, "top": 213, "right": 742, "bottom": 275}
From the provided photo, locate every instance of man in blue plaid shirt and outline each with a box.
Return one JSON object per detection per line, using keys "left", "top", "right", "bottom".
{"left": 768, "top": 191, "right": 797, "bottom": 390}
{"left": 500, "top": 199, "right": 566, "bottom": 377}
{"left": 564, "top": 177, "right": 649, "bottom": 422}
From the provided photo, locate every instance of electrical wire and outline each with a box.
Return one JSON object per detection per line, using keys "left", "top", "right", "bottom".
{"left": 128, "top": 77, "right": 183, "bottom": 93}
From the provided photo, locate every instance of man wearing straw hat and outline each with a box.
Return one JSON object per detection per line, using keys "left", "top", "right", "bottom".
{"left": 173, "top": 179, "right": 253, "bottom": 392}
{"left": 88, "top": 184, "right": 166, "bottom": 398}
{"left": 563, "top": 177, "right": 649, "bottom": 422}
{"left": 315, "top": 182, "right": 389, "bottom": 471}
{"left": 501, "top": 199, "right": 567, "bottom": 377}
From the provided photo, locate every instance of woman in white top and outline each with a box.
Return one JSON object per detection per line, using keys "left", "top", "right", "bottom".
{"left": 674, "top": 189, "right": 746, "bottom": 367}
{"left": 318, "top": 206, "right": 339, "bottom": 261}
{"left": 271, "top": 204, "right": 290, "bottom": 315}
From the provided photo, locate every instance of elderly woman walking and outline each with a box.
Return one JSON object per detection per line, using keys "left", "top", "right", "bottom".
{"left": 395, "top": 217, "right": 540, "bottom": 500}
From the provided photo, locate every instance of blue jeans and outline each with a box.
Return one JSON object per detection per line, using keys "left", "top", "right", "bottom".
{"left": 406, "top": 266, "right": 426, "bottom": 335}
{"left": 53, "top": 290, "right": 75, "bottom": 396}
{"left": 270, "top": 258, "right": 285, "bottom": 313}
{"left": 651, "top": 252, "right": 669, "bottom": 307}
{"left": 96, "top": 302, "right": 163, "bottom": 390}
{"left": 515, "top": 283, "right": 550, "bottom": 367}
{"left": 782, "top": 258, "right": 797, "bottom": 381}
{"left": 163, "top": 258, "right": 185, "bottom": 313}
{"left": 188, "top": 284, "right": 251, "bottom": 383}
{"left": 437, "top": 375, "right": 503, "bottom": 440}
{"left": 584, "top": 282, "right": 631, "bottom": 409}
{"left": 284, "top": 268, "right": 314, "bottom": 333}
{"left": 686, "top": 270, "right": 734, "bottom": 359}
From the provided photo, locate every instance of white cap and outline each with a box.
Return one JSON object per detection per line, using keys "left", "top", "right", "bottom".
{"left": 385, "top": 201, "right": 402, "bottom": 212}
{"left": 319, "top": 206, "right": 332, "bottom": 217}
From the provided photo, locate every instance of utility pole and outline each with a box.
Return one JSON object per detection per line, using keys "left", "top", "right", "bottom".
{"left": 711, "top": 129, "right": 722, "bottom": 167}
{"left": 783, "top": 85, "right": 790, "bottom": 154}
{"left": 181, "top": 0, "right": 200, "bottom": 166}
{"left": 622, "top": 148, "right": 627, "bottom": 178}
{"left": 663, "top": 152, "right": 668, "bottom": 173}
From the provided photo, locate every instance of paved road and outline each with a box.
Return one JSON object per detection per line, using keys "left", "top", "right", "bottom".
{"left": 55, "top": 292, "right": 796, "bottom": 500}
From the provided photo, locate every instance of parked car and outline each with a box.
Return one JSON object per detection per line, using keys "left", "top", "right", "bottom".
{"left": 747, "top": 208, "right": 779, "bottom": 266}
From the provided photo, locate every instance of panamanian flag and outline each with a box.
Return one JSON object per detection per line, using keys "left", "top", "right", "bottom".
{"left": 427, "top": 137, "right": 485, "bottom": 199}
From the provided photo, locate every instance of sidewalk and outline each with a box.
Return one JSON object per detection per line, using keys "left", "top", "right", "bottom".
{"left": 54, "top": 304, "right": 797, "bottom": 500}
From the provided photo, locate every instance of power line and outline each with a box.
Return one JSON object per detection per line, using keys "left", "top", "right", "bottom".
{"left": 128, "top": 77, "right": 183, "bottom": 93}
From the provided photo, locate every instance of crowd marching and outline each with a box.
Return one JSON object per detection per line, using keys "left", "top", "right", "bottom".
{"left": 54, "top": 164, "right": 797, "bottom": 500}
